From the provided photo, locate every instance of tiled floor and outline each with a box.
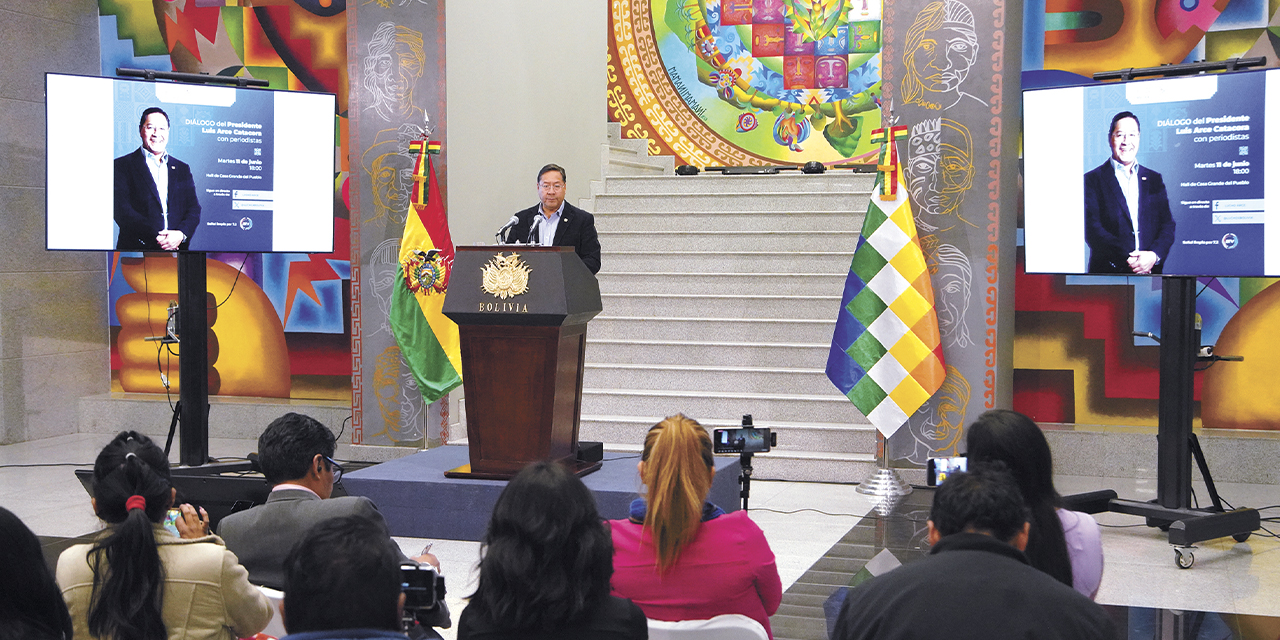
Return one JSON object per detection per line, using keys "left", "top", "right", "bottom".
{"left": 5, "top": 433, "right": 1279, "bottom": 640}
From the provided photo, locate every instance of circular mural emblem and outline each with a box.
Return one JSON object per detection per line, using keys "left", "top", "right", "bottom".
{"left": 1222, "top": 233, "right": 1239, "bottom": 250}
{"left": 239, "top": 217, "right": 254, "bottom": 231}
{"left": 615, "top": 0, "right": 885, "bottom": 165}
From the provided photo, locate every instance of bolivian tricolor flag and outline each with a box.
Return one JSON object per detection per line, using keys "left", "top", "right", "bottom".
{"left": 389, "top": 141, "right": 462, "bottom": 404}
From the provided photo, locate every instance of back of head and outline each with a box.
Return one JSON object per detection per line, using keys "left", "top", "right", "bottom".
{"left": 930, "top": 463, "right": 1030, "bottom": 544}
{"left": 640, "top": 414, "right": 715, "bottom": 573}
{"left": 282, "top": 516, "right": 402, "bottom": 633}
{"left": 965, "top": 409, "right": 1073, "bottom": 586}
{"left": 470, "top": 461, "right": 613, "bottom": 631}
{"left": 258, "top": 412, "right": 336, "bottom": 485}
{"left": 0, "top": 507, "right": 72, "bottom": 640}
{"left": 87, "top": 431, "right": 173, "bottom": 640}
{"left": 965, "top": 410, "right": 1058, "bottom": 505}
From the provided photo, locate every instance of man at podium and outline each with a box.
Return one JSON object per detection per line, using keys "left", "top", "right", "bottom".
{"left": 506, "top": 164, "right": 601, "bottom": 274}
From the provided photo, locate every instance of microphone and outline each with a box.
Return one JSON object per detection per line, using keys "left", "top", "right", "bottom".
{"left": 495, "top": 216, "right": 519, "bottom": 243}
{"left": 528, "top": 215, "right": 543, "bottom": 245}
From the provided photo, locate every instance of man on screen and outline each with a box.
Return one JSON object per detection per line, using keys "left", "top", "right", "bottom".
{"left": 1084, "top": 111, "right": 1175, "bottom": 274}
{"left": 115, "top": 107, "right": 201, "bottom": 251}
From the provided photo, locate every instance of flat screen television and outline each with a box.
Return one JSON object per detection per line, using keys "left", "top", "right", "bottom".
{"left": 1023, "top": 68, "right": 1276, "bottom": 277}
{"left": 45, "top": 73, "right": 337, "bottom": 253}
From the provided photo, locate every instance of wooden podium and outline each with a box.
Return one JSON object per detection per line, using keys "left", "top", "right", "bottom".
{"left": 441, "top": 246, "right": 602, "bottom": 479}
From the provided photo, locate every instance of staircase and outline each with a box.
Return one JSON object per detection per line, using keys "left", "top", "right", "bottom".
{"left": 598, "top": 122, "right": 675, "bottom": 177}
{"left": 577, "top": 144, "right": 879, "bottom": 482}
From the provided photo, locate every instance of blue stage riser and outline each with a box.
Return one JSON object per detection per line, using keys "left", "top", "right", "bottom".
{"left": 342, "top": 445, "right": 743, "bottom": 541}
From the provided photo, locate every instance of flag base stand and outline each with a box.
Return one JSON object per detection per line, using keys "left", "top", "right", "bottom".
{"left": 856, "top": 431, "right": 912, "bottom": 497}
{"left": 856, "top": 465, "right": 913, "bottom": 497}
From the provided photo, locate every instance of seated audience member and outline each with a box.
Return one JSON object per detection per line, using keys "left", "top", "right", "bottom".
{"left": 967, "top": 409, "right": 1104, "bottom": 598}
{"left": 218, "top": 412, "right": 438, "bottom": 589}
{"left": 459, "top": 461, "right": 647, "bottom": 640}
{"left": 278, "top": 515, "right": 418, "bottom": 640}
{"left": 0, "top": 507, "right": 73, "bottom": 640}
{"left": 832, "top": 464, "right": 1117, "bottom": 640}
{"left": 56, "top": 431, "right": 271, "bottom": 640}
{"left": 609, "top": 414, "right": 782, "bottom": 637}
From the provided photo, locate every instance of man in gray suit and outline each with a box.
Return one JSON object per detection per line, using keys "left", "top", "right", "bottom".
{"left": 218, "top": 413, "right": 439, "bottom": 589}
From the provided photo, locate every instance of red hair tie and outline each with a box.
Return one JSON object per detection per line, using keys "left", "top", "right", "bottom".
{"left": 125, "top": 495, "right": 147, "bottom": 511}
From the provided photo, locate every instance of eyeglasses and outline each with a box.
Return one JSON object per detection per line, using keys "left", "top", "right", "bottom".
{"left": 538, "top": 182, "right": 565, "bottom": 192}
{"left": 324, "top": 456, "right": 344, "bottom": 483}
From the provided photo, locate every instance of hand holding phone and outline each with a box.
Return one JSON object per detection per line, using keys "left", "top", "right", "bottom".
{"left": 172, "top": 503, "right": 211, "bottom": 539}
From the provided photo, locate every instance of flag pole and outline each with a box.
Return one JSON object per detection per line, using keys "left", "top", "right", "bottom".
{"left": 856, "top": 430, "right": 912, "bottom": 497}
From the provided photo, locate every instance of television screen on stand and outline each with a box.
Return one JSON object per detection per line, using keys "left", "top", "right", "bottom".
{"left": 45, "top": 73, "right": 337, "bottom": 254}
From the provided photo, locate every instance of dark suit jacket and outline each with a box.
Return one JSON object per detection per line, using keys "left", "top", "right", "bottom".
{"left": 833, "top": 533, "right": 1116, "bottom": 640}
{"left": 507, "top": 202, "right": 601, "bottom": 274}
{"left": 114, "top": 148, "right": 202, "bottom": 251}
{"left": 1084, "top": 160, "right": 1175, "bottom": 273}
{"left": 217, "top": 489, "right": 407, "bottom": 590}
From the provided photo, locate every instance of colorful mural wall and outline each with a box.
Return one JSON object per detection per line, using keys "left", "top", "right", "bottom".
{"left": 608, "top": 0, "right": 1023, "bottom": 462}
{"left": 609, "top": 0, "right": 886, "bottom": 165}
{"left": 101, "top": 0, "right": 353, "bottom": 405}
{"left": 1015, "top": 0, "right": 1280, "bottom": 431}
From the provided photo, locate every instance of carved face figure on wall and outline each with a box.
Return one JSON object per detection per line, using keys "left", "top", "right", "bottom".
{"left": 931, "top": 243, "right": 973, "bottom": 348}
{"left": 367, "top": 238, "right": 401, "bottom": 337}
{"left": 373, "top": 346, "right": 426, "bottom": 443}
{"left": 901, "top": 1, "right": 984, "bottom": 110}
{"left": 369, "top": 151, "right": 413, "bottom": 224}
{"left": 362, "top": 21, "right": 426, "bottom": 122}
{"left": 904, "top": 364, "right": 970, "bottom": 462}
{"left": 907, "top": 117, "right": 974, "bottom": 224}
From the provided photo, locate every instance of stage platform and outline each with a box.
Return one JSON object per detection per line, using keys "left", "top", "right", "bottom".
{"left": 342, "top": 444, "right": 743, "bottom": 541}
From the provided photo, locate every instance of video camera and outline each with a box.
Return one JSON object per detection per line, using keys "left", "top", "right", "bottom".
{"left": 401, "top": 564, "right": 447, "bottom": 636}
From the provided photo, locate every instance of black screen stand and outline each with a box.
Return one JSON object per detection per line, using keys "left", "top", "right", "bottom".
{"left": 176, "top": 252, "right": 210, "bottom": 466}
{"left": 1064, "top": 277, "right": 1260, "bottom": 568}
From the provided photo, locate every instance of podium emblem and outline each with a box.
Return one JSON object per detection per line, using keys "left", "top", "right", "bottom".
{"left": 481, "top": 252, "right": 532, "bottom": 299}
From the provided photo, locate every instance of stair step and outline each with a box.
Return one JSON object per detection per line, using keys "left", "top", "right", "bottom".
{"left": 599, "top": 272, "right": 848, "bottom": 295}
{"left": 594, "top": 192, "right": 866, "bottom": 213}
{"left": 585, "top": 338, "right": 830, "bottom": 368}
{"left": 606, "top": 142, "right": 649, "bottom": 158}
{"left": 581, "top": 387, "right": 862, "bottom": 424}
{"left": 583, "top": 362, "right": 836, "bottom": 395}
{"left": 603, "top": 250, "right": 852, "bottom": 273}
{"left": 599, "top": 173, "right": 877, "bottom": 195}
{"left": 771, "top": 612, "right": 833, "bottom": 640}
{"left": 600, "top": 230, "right": 859, "bottom": 253}
{"left": 579, "top": 413, "right": 874, "bottom": 453}
{"left": 604, "top": 157, "right": 671, "bottom": 176}
{"left": 596, "top": 210, "right": 863, "bottom": 232}
{"left": 750, "top": 451, "right": 875, "bottom": 482}
{"left": 589, "top": 316, "right": 836, "bottom": 343}
{"left": 601, "top": 293, "right": 840, "bottom": 319}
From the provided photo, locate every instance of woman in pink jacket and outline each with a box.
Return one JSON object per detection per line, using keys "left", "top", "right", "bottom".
{"left": 608, "top": 414, "right": 782, "bottom": 637}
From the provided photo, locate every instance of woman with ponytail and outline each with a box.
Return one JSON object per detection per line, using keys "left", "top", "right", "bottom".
{"left": 56, "top": 431, "right": 271, "bottom": 640}
{"left": 608, "top": 414, "right": 782, "bottom": 637}
{"left": 965, "top": 410, "right": 1104, "bottom": 599}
